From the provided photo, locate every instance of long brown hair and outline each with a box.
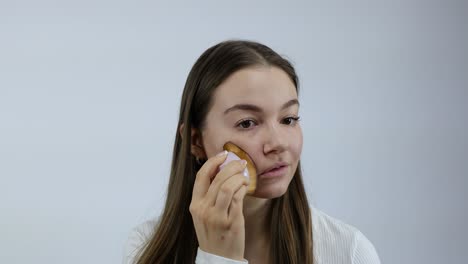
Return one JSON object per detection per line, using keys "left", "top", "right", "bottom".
{"left": 135, "top": 40, "right": 313, "bottom": 264}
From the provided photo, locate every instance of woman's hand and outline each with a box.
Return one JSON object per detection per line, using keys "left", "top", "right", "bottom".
{"left": 189, "top": 151, "right": 249, "bottom": 261}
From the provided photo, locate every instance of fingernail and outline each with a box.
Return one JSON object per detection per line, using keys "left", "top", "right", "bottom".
{"left": 216, "top": 150, "right": 228, "bottom": 157}
{"left": 243, "top": 169, "right": 250, "bottom": 182}
{"left": 241, "top": 160, "right": 247, "bottom": 166}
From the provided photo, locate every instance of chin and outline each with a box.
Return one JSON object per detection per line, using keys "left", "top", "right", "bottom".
{"left": 250, "top": 183, "right": 290, "bottom": 199}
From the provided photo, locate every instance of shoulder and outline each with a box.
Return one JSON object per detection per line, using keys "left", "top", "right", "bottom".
{"left": 311, "top": 206, "right": 381, "bottom": 264}
{"left": 122, "top": 218, "right": 159, "bottom": 264}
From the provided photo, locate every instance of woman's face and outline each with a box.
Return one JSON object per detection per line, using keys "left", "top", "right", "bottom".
{"left": 200, "top": 66, "right": 303, "bottom": 198}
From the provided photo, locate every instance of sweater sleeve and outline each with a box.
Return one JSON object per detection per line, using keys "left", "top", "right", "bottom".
{"left": 196, "top": 248, "right": 248, "bottom": 264}
{"left": 122, "top": 227, "right": 145, "bottom": 264}
{"left": 352, "top": 231, "right": 381, "bottom": 264}
{"left": 122, "top": 220, "right": 157, "bottom": 264}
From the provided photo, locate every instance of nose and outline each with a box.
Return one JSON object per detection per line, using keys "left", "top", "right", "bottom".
{"left": 262, "top": 123, "right": 288, "bottom": 155}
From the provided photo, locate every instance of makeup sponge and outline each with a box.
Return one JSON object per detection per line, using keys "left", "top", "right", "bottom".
{"left": 219, "top": 142, "right": 257, "bottom": 194}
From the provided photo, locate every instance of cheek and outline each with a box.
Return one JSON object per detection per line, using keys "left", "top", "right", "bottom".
{"left": 292, "top": 128, "right": 303, "bottom": 159}
{"left": 202, "top": 127, "right": 242, "bottom": 158}
{"left": 221, "top": 133, "right": 262, "bottom": 162}
{"left": 228, "top": 127, "right": 304, "bottom": 161}
{"left": 203, "top": 126, "right": 303, "bottom": 166}
{"left": 202, "top": 129, "right": 227, "bottom": 158}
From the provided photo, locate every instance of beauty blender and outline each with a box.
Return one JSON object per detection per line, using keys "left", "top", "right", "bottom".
{"left": 219, "top": 142, "right": 257, "bottom": 194}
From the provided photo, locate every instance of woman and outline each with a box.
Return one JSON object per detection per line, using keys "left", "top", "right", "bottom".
{"left": 123, "top": 40, "right": 381, "bottom": 264}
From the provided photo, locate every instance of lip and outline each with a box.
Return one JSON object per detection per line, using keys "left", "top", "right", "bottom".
{"left": 259, "top": 162, "right": 289, "bottom": 179}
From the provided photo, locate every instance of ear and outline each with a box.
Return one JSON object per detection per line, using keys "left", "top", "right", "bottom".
{"left": 179, "top": 123, "right": 207, "bottom": 160}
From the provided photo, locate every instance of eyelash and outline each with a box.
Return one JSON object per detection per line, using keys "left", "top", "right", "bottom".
{"left": 236, "top": 116, "right": 301, "bottom": 130}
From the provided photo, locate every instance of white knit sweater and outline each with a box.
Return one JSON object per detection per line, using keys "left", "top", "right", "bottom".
{"left": 123, "top": 207, "right": 381, "bottom": 264}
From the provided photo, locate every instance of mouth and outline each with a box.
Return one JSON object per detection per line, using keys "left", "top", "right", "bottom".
{"left": 259, "top": 162, "right": 289, "bottom": 178}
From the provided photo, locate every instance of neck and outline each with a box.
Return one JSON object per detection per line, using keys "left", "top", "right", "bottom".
{"left": 243, "top": 196, "right": 272, "bottom": 261}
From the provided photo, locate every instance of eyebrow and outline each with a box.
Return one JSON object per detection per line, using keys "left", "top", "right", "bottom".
{"left": 223, "top": 99, "right": 299, "bottom": 115}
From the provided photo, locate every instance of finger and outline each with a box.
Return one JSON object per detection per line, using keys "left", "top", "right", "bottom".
{"left": 192, "top": 151, "right": 228, "bottom": 201}
{"left": 205, "top": 160, "right": 247, "bottom": 205}
{"left": 228, "top": 185, "right": 247, "bottom": 218}
{"left": 214, "top": 173, "right": 249, "bottom": 214}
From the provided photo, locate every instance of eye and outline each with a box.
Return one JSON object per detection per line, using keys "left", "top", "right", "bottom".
{"left": 282, "top": 116, "right": 301, "bottom": 126}
{"left": 236, "top": 119, "right": 257, "bottom": 129}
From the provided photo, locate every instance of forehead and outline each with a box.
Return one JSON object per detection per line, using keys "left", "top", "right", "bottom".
{"left": 211, "top": 66, "right": 298, "bottom": 111}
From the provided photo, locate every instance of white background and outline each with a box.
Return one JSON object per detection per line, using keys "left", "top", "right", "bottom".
{"left": 1, "top": 0, "right": 467, "bottom": 263}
